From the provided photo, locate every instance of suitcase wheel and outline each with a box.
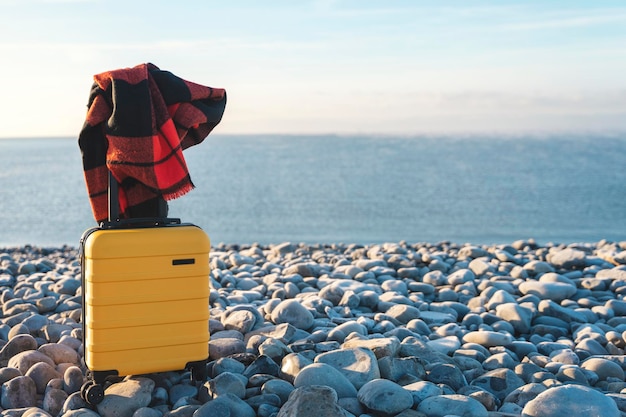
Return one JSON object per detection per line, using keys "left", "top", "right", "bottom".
{"left": 188, "top": 360, "right": 208, "bottom": 382}
{"left": 81, "top": 380, "right": 105, "bottom": 406}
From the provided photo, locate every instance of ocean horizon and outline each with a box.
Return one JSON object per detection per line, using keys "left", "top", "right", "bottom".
{"left": 1, "top": 133, "right": 625, "bottom": 248}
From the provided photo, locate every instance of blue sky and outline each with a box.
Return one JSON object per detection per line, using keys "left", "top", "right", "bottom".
{"left": 1, "top": 0, "right": 625, "bottom": 137}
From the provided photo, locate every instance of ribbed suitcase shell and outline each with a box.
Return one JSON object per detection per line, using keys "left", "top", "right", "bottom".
{"left": 81, "top": 224, "right": 210, "bottom": 377}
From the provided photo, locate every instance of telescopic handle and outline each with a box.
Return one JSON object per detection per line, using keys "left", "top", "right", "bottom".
{"left": 108, "top": 171, "right": 120, "bottom": 222}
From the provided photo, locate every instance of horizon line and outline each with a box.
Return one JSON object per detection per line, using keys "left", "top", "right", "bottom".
{"left": 1, "top": 129, "right": 626, "bottom": 141}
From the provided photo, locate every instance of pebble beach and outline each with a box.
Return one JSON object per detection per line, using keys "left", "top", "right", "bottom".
{"left": 1, "top": 239, "right": 626, "bottom": 417}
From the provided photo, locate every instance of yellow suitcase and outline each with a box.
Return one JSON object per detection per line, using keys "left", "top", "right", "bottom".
{"left": 79, "top": 177, "right": 210, "bottom": 405}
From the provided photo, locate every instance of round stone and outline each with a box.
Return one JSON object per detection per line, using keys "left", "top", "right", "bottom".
{"left": 521, "top": 384, "right": 619, "bottom": 417}
{"left": 294, "top": 363, "right": 357, "bottom": 398}
{"left": 1, "top": 375, "right": 37, "bottom": 409}
{"left": 580, "top": 357, "right": 625, "bottom": 381}
{"left": 315, "top": 347, "right": 380, "bottom": 390}
{"left": 471, "top": 368, "right": 525, "bottom": 401}
{"left": 276, "top": 385, "right": 345, "bottom": 417}
{"left": 518, "top": 281, "right": 576, "bottom": 302}
{"left": 426, "top": 363, "right": 467, "bottom": 391}
{"left": 357, "top": 379, "right": 413, "bottom": 415}
{"left": 270, "top": 299, "right": 314, "bottom": 330}
{"left": 463, "top": 331, "right": 514, "bottom": 347}
{"left": 417, "top": 394, "right": 488, "bottom": 417}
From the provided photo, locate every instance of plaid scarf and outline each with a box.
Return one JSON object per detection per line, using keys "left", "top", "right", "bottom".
{"left": 78, "top": 63, "right": 226, "bottom": 223}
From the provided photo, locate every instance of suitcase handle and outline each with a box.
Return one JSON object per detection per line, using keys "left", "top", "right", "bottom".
{"left": 108, "top": 171, "right": 120, "bottom": 222}
{"left": 100, "top": 217, "right": 182, "bottom": 229}
{"left": 108, "top": 171, "right": 171, "bottom": 224}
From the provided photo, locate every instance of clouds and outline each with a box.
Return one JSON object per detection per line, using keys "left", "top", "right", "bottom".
{"left": 0, "top": 1, "right": 625, "bottom": 137}
{"left": 217, "top": 86, "right": 626, "bottom": 136}
{"left": 494, "top": 7, "right": 626, "bottom": 31}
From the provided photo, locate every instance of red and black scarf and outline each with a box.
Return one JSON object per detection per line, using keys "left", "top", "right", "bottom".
{"left": 78, "top": 63, "right": 226, "bottom": 223}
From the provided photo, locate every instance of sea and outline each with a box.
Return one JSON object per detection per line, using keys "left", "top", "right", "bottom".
{"left": 0, "top": 134, "right": 625, "bottom": 248}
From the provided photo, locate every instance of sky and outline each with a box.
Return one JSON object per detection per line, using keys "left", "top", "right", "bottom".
{"left": 0, "top": 0, "right": 625, "bottom": 138}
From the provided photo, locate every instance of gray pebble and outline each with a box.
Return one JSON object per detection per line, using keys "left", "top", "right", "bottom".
{"left": 133, "top": 407, "right": 163, "bottom": 417}
{"left": 521, "top": 384, "right": 620, "bottom": 417}
{"left": 403, "top": 380, "right": 443, "bottom": 403}
{"left": 7, "top": 408, "right": 51, "bottom": 417}
{"left": 555, "top": 364, "right": 589, "bottom": 385}
{"left": 494, "top": 303, "right": 533, "bottom": 334}
{"left": 9, "top": 324, "right": 30, "bottom": 339}
{"left": 43, "top": 324, "right": 73, "bottom": 343}
{"left": 60, "top": 392, "right": 91, "bottom": 414}
{"left": 243, "top": 355, "right": 280, "bottom": 378}
{"left": 276, "top": 385, "right": 345, "bottom": 417}
{"left": 548, "top": 248, "right": 587, "bottom": 269}
{"left": 0, "top": 367, "right": 22, "bottom": 386}
{"left": 8, "top": 350, "right": 56, "bottom": 374}
{"left": 244, "top": 393, "right": 281, "bottom": 410}
{"left": 293, "top": 363, "right": 357, "bottom": 398}
{"left": 258, "top": 337, "right": 291, "bottom": 361}
{"left": 38, "top": 343, "right": 79, "bottom": 365}
{"left": 580, "top": 357, "right": 625, "bottom": 381}
{"left": 63, "top": 366, "right": 84, "bottom": 394}
{"left": 211, "top": 357, "right": 246, "bottom": 376}
{"left": 384, "top": 304, "right": 421, "bottom": 324}
{"left": 462, "top": 331, "right": 513, "bottom": 347}
{"left": 197, "top": 393, "right": 255, "bottom": 417}
{"left": 0, "top": 334, "right": 38, "bottom": 366}
{"left": 96, "top": 377, "right": 155, "bottom": 417}
{"left": 21, "top": 314, "right": 49, "bottom": 333}
{"left": 326, "top": 321, "right": 367, "bottom": 342}
{"left": 503, "top": 382, "right": 547, "bottom": 409}
{"left": 270, "top": 299, "right": 314, "bottom": 330}
{"left": 519, "top": 280, "right": 577, "bottom": 302}
{"left": 315, "top": 347, "right": 379, "bottom": 389}
{"left": 538, "top": 299, "right": 588, "bottom": 323}
{"left": 43, "top": 387, "right": 68, "bottom": 416}
{"left": 169, "top": 383, "right": 199, "bottom": 405}
{"left": 1, "top": 375, "right": 37, "bottom": 409}
{"left": 357, "top": 378, "right": 413, "bottom": 415}
{"left": 222, "top": 309, "right": 257, "bottom": 333}
{"left": 427, "top": 336, "right": 461, "bottom": 355}
{"left": 166, "top": 404, "right": 201, "bottom": 417}
{"left": 418, "top": 394, "right": 489, "bottom": 417}
{"left": 24, "top": 361, "right": 61, "bottom": 394}
{"left": 192, "top": 399, "right": 231, "bottom": 417}
{"left": 208, "top": 338, "right": 246, "bottom": 360}
{"left": 62, "top": 409, "right": 101, "bottom": 417}
{"left": 207, "top": 372, "right": 246, "bottom": 399}
{"left": 51, "top": 277, "right": 81, "bottom": 295}
{"left": 471, "top": 368, "right": 525, "bottom": 402}
{"left": 426, "top": 363, "right": 467, "bottom": 391}
{"left": 342, "top": 336, "right": 400, "bottom": 359}
{"left": 378, "top": 356, "right": 426, "bottom": 382}
{"left": 279, "top": 353, "right": 313, "bottom": 383}
{"left": 260, "top": 378, "right": 294, "bottom": 404}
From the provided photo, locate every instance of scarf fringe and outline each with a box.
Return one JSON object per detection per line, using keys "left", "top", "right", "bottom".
{"left": 163, "top": 182, "right": 195, "bottom": 201}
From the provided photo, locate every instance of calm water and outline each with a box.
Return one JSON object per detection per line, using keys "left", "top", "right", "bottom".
{"left": 0, "top": 134, "right": 625, "bottom": 247}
